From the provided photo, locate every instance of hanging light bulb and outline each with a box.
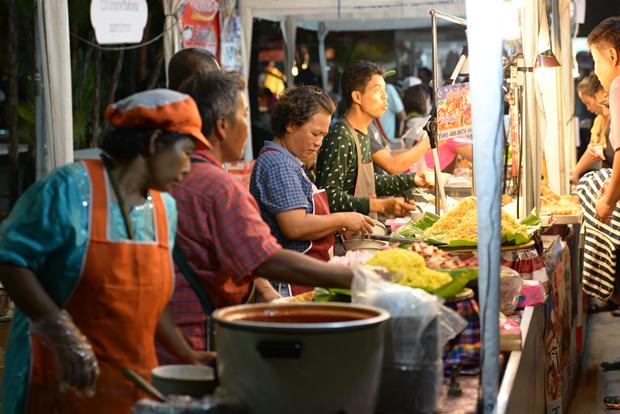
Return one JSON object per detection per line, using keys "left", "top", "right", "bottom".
{"left": 534, "top": 49, "right": 561, "bottom": 68}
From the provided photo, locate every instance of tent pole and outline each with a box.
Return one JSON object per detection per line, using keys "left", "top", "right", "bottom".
{"left": 465, "top": 0, "right": 504, "bottom": 411}
{"left": 317, "top": 22, "right": 329, "bottom": 92}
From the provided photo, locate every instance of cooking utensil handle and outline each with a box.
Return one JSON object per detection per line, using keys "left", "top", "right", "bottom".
{"left": 256, "top": 340, "right": 303, "bottom": 359}
{"left": 123, "top": 368, "right": 167, "bottom": 402}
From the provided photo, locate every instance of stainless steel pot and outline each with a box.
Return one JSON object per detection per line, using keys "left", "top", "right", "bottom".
{"left": 212, "top": 303, "right": 390, "bottom": 414}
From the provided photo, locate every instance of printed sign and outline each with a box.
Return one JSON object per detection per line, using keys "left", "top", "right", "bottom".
{"left": 436, "top": 83, "right": 473, "bottom": 141}
{"left": 90, "top": 0, "right": 148, "bottom": 45}
{"left": 178, "top": 0, "right": 220, "bottom": 57}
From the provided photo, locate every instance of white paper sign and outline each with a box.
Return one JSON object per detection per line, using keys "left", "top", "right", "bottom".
{"left": 90, "top": 0, "right": 148, "bottom": 45}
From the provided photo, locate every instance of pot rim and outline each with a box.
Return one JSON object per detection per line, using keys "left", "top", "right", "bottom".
{"left": 212, "top": 302, "right": 390, "bottom": 332}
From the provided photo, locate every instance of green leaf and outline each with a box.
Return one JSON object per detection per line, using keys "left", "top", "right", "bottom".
{"left": 313, "top": 287, "right": 351, "bottom": 302}
{"left": 432, "top": 268, "right": 478, "bottom": 298}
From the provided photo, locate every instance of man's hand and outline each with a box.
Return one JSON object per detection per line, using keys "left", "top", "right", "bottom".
{"left": 254, "top": 278, "right": 281, "bottom": 302}
{"left": 186, "top": 350, "right": 217, "bottom": 366}
{"left": 414, "top": 172, "right": 428, "bottom": 188}
{"left": 380, "top": 197, "right": 416, "bottom": 217}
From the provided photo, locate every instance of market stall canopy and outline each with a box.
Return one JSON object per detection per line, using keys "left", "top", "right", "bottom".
{"left": 241, "top": 0, "right": 465, "bottom": 31}
{"left": 238, "top": 0, "right": 466, "bottom": 91}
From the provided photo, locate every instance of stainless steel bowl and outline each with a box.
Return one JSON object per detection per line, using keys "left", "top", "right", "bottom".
{"left": 343, "top": 238, "right": 387, "bottom": 252}
{"left": 152, "top": 365, "right": 216, "bottom": 398}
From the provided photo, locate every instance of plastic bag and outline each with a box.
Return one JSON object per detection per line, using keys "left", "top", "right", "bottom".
{"left": 499, "top": 266, "right": 523, "bottom": 315}
{"left": 351, "top": 264, "right": 467, "bottom": 414}
{"left": 352, "top": 264, "right": 467, "bottom": 361}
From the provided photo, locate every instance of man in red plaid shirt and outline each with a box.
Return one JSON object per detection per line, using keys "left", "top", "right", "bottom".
{"left": 157, "top": 70, "right": 354, "bottom": 364}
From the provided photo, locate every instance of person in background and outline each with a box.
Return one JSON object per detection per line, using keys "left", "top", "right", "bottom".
{"left": 369, "top": 120, "right": 431, "bottom": 175}
{"left": 590, "top": 17, "right": 620, "bottom": 224}
{"left": 160, "top": 50, "right": 277, "bottom": 364}
{"left": 316, "top": 61, "right": 425, "bottom": 217}
{"left": 417, "top": 66, "right": 434, "bottom": 101}
{"left": 378, "top": 80, "right": 406, "bottom": 145}
{"left": 403, "top": 84, "right": 472, "bottom": 174}
{"left": 0, "top": 90, "right": 212, "bottom": 414}
{"left": 165, "top": 71, "right": 357, "bottom": 358}
{"left": 250, "top": 86, "right": 374, "bottom": 296}
{"left": 261, "top": 60, "right": 286, "bottom": 97}
{"left": 167, "top": 47, "right": 220, "bottom": 90}
{"left": 570, "top": 73, "right": 611, "bottom": 184}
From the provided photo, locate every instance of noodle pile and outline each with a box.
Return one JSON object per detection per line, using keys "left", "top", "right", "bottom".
{"left": 367, "top": 249, "right": 452, "bottom": 290}
{"left": 422, "top": 196, "right": 527, "bottom": 243}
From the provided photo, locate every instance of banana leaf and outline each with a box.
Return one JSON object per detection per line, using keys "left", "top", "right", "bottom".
{"left": 432, "top": 268, "right": 478, "bottom": 298}
{"left": 398, "top": 211, "right": 540, "bottom": 247}
{"left": 314, "top": 268, "right": 479, "bottom": 301}
{"left": 313, "top": 287, "right": 352, "bottom": 302}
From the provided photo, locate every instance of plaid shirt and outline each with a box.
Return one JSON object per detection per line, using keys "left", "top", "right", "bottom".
{"left": 158, "top": 151, "right": 281, "bottom": 363}
{"left": 250, "top": 141, "right": 313, "bottom": 253}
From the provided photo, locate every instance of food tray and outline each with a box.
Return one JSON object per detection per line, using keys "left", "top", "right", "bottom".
{"left": 438, "top": 240, "right": 535, "bottom": 253}
{"left": 551, "top": 214, "right": 582, "bottom": 225}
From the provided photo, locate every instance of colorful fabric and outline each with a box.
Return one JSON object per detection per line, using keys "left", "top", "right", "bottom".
{"left": 424, "top": 138, "right": 470, "bottom": 171}
{"left": 443, "top": 297, "right": 480, "bottom": 376}
{"left": 316, "top": 120, "right": 417, "bottom": 214}
{"left": 105, "top": 88, "right": 210, "bottom": 150}
{"left": 162, "top": 150, "right": 282, "bottom": 361}
{"left": 250, "top": 141, "right": 313, "bottom": 253}
{"left": 0, "top": 161, "right": 177, "bottom": 414}
{"left": 609, "top": 75, "right": 620, "bottom": 151}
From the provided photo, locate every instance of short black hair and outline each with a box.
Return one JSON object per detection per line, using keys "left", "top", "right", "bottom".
{"left": 403, "top": 85, "right": 430, "bottom": 115}
{"left": 271, "top": 86, "right": 335, "bottom": 137}
{"left": 178, "top": 71, "right": 246, "bottom": 137}
{"left": 588, "top": 17, "right": 620, "bottom": 54}
{"left": 168, "top": 48, "right": 220, "bottom": 91}
{"left": 99, "top": 127, "right": 188, "bottom": 161}
{"left": 341, "top": 61, "right": 384, "bottom": 111}
{"left": 577, "top": 73, "right": 603, "bottom": 97}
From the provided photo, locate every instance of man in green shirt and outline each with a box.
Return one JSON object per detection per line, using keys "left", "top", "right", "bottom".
{"left": 316, "top": 61, "right": 424, "bottom": 216}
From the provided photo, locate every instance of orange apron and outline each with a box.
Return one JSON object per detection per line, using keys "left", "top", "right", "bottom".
{"left": 27, "top": 159, "right": 174, "bottom": 414}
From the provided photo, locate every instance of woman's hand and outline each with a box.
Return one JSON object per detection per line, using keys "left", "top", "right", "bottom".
{"left": 569, "top": 170, "right": 580, "bottom": 185}
{"left": 587, "top": 143, "right": 605, "bottom": 160}
{"left": 596, "top": 195, "right": 615, "bottom": 224}
{"left": 340, "top": 213, "right": 375, "bottom": 235}
{"left": 31, "top": 310, "right": 99, "bottom": 396}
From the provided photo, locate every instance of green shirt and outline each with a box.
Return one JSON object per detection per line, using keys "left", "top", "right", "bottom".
{"left": 316, "top": 120, "right": 416, "bottom": 214}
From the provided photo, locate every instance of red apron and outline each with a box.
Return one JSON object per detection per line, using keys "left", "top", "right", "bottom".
{"left": 27, "top": 159, "right": 174, "bottom": 414}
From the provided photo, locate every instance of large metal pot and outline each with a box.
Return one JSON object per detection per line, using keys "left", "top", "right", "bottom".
{"left": 212, "top": 303, "right": 390, "bottom": 414}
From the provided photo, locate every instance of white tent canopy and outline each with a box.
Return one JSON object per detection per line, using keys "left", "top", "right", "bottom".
{"left": 238, "top": 0, "right": 466, "bottom": 93}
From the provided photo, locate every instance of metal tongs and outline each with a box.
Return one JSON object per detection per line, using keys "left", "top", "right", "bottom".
{"left": 423, "top": 114, "right": 448, "bottom": 215}
{"left": 363, "top": 234, "right": 425, "bottom": 244}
